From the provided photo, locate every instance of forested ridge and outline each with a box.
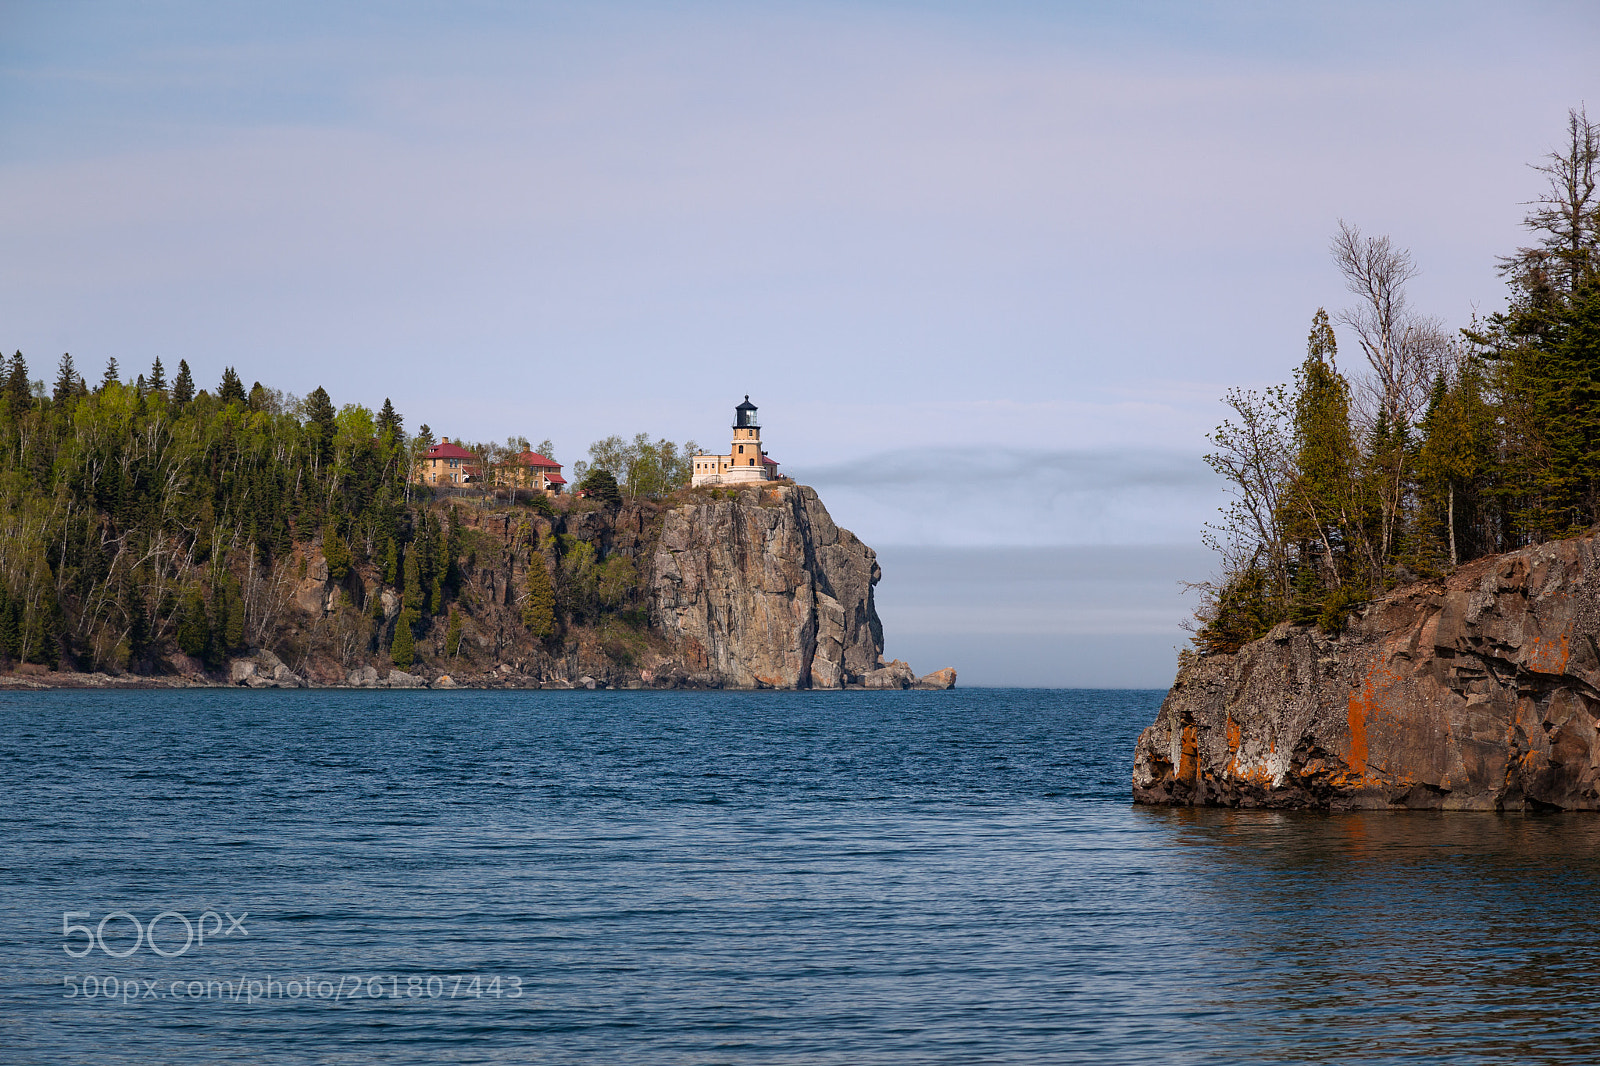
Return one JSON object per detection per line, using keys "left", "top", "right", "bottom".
{"left": 1196, "top": 107, "right": 1600, "bottom": 653}
{"left": 0, "top": 332, "right": 717, "bottom": 679}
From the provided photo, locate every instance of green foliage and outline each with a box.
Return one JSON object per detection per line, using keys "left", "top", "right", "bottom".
{"left": 1193, "top": 566, "right": 1280, "bottom": 655}
{"left": 402, "top": 543, "right": 424, "bottom": 614}
{"left": 390, "top": 609, "right": 416, "bottom": 670}
{"left": 445, "top": 607, "right": 464, "bottom": 657}
{"left": 577, "top": 467, "right": 623, "bottom": 507}
{"left": 172, "top": 360, "right": 195, "bottom": 405}
{"left": 521, "top": 555, "right": 557, "bottom": 639}
{"left": 1317, "top": 585, "right": 1365, "bottom": 635}
{"left": 218, "top": 367, "right": 246, "bottom": 406}
{"left": 323, "top": 526, "right": 352, "bottom": 581}
{"left": 177, "top": 587, "right": 209, "bottom": 657}
{"left": 582, "top": 433, "right": 698, "bottom": 498}
{"left": 1196, "top": 109, "right": 1600, "bottom": 649}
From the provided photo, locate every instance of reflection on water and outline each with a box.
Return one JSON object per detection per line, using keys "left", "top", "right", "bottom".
{"left": 1140, "top": 808, "right": 1600, "bottom": 1064}
{"left": 3, "top": 689, "right": 1599, "bottom": 1064}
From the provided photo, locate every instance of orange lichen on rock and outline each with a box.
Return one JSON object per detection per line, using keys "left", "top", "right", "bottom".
{"left": 1527, "top": 633, "right": 1570, "bottom": 674}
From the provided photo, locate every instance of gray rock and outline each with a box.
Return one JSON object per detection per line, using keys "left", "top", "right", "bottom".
{"left": 386, "top": 670, "right": 424, "bottom": 689}
{"left": 862, "top": 659, "right": 915, "bottom": 690}
{"left": 345, "top": 665, "right": 380, "bottom": 688}
{"left": 650, "top": 484, "right": 883, "bottom": 689}
{"left": 230, "top": 660, "right": 258, "bottom": 684}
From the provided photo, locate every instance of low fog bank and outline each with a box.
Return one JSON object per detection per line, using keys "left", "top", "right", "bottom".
{"left": 872, "top": 544, "right": 1213, "bottom": 689}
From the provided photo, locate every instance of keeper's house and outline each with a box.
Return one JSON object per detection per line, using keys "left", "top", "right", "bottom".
{"left": 496, "top": 450, "right": 567, "bottom": 495}
{"left": 414, "top": 437, "right": 475, "bottom": 486}
{"left": 690, "top": 397, "right": 780, "bottom": 487}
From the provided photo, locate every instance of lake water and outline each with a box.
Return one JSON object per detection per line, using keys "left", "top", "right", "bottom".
{"left": 4, "top": 688, "right": 1600, "bottom": 1064}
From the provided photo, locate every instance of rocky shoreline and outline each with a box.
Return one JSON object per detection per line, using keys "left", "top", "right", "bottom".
{"left": 1134, "top": 531, "right": 1600, "bottom": 810}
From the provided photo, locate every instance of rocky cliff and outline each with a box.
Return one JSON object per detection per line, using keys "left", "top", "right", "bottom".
{"left": 48, "top": 481, "right": 955, "bottom": 692}
{"left": 1134, "top": 533, "right": 1600, "bottom": 810}
{"left": 651, "top": 483, "right": 885, "bottom": 688}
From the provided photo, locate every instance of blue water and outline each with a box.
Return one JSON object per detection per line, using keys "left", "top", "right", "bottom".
{"left": 4, "top": 689, "right": 1600, "bottom": 1064}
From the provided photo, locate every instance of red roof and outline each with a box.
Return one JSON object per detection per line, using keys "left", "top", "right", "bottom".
{"left": 515, "top": 450, "right": 561, "bottom": 470}
{"left": 546, "top": 473, "right": 567, "bottom": 485}
{"left": 427, "top": 438, "right": 474, "bottom": 460}
{"left": 761, "top": 455, "right": 779, "bottom": 466}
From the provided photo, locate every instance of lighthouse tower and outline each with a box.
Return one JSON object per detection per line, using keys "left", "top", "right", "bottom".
{"left": 690, "top": 396, "right": 780, "bottom": 486}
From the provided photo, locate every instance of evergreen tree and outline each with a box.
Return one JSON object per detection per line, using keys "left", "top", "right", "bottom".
{"left": 578, "top": 467, "right": 623, "bottom": 507}
{"left": 176, "top": 587, "right": 210, "bottom": 658}
{"left": 1280, "top": 309, "right": 1367, "bottom": 593}
{"left": 390, "top": 610, "right": 416, "bottom": 670}
{"left": 377, "top": 398, "right": 402, "bottom": 442}
{"left": 248, "top": 382, "right": 267, "bottom": 410}
{"left": 5, "top": 352, "right": 29, "bottom": 409}
{"left": 402, "top": 543, "right": 424, "bottom": 613}
{"left": 445, "top": 607, "right": 463, "bottom": 657}
{"left": 100, "top": 356, "right": 121, "bottom": 391}
{"left": 218, "top": 367, "right": 247, "bottom": 406}
{"left": 148, "top": 357, "right": 167, "bottom": 393}
{"left": 304, "top": 386, "right": 336, "bottom": 469}
{"left": 383, "top": 539, "right": 399, "bottom": 585}
{"left": 323, "top": 525, "right": 353, "bottom": 581}
{"left": 53, "top": 352, "right": 80, "bottom": 403}
{"left": 521, "top": 556, "right": 557, "bottom": 639}
{"left": 172, "top": 359, "right": 195, "bottom": 404}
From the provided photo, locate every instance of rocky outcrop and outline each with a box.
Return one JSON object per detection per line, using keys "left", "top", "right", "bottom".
{"left": 651, "top": 483, "right": 886, "bottom": 688}
{"left": 1134, "top": 534, "right": 1600, "bottom": 810}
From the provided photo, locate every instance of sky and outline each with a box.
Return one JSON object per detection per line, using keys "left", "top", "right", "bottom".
{"left": 2, "top": 1, "right": 1596, "bottom": 685}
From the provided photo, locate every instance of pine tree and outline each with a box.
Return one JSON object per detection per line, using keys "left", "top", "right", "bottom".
{"left": 390, "top": 610, "right": 416, "bottom": 670}
{"left": 377, "top": 398, "right": 402, "bottom": 442}
{"left": 323, "top": 525, "right": 352, "bottom": 581}
{"left": 100, "top": 356, "right": 121, "bottom": 391}
{"left": 53, "top": 352, "right": 79, "bottom": 403}
{"left": 383, "top": 539, "right": 399, "bottom": 585}
{"left": 148, "top": 357, "right": 166, "bottom": 393}
{"left": 521, "top": 556, "right": 557, "bottom": 639}
{"left": 172, "top": 360, "right": 195, "bottom": 404}
{"left": 176, "top": 586, "right": 210, "bottom": 658}
{"left": 304, "top": 386, "right": 336, "bottom": 469}
{"left": 445, "top": 607, "right": 463, "bottom": 657}
{"left": 218, "top": 367, "right": 247, "bottom": 406}
{"left": 578, "top": 467, "right": 623, "bottom": 507}
{"left": 402, "top": 543, "right": 423, "bottom": 613}
{"left": 5, "top": 352, "right": 29, "bottom": 409}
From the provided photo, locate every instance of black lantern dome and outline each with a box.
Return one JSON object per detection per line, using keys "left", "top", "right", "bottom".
{"left": 734, "top": 395, "right": 759, "bottom": 429}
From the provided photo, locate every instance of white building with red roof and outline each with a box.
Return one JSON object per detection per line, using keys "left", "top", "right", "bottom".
{"left": 691, "top": 396, "right": 780, "bottom": 487}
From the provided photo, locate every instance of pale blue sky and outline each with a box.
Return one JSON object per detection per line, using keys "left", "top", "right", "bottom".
{"left": 2, "top": 2, "right": 1594, "bottom": 682}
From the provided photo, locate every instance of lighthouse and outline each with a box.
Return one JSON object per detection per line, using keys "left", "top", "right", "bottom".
{"left": 690, "top": 396, "right": 781, "bottom": 486}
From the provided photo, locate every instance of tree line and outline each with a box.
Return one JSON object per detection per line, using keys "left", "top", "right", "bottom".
{"left": 1196, "top": 106, "right": 1600, "bottom": 653}
{"left": 0, "top": 337, "right": 716, "bottom": 671}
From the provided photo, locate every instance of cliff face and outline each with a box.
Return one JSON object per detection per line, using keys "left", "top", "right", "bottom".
{"left": 1134, "top": 534, "right": 1600, "bottom": 810}
{"left": 154, "top": 481, "right": 948, "bottom": 691}
{"left": 650, "top": 483, "right": 885, "bottom": 688}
